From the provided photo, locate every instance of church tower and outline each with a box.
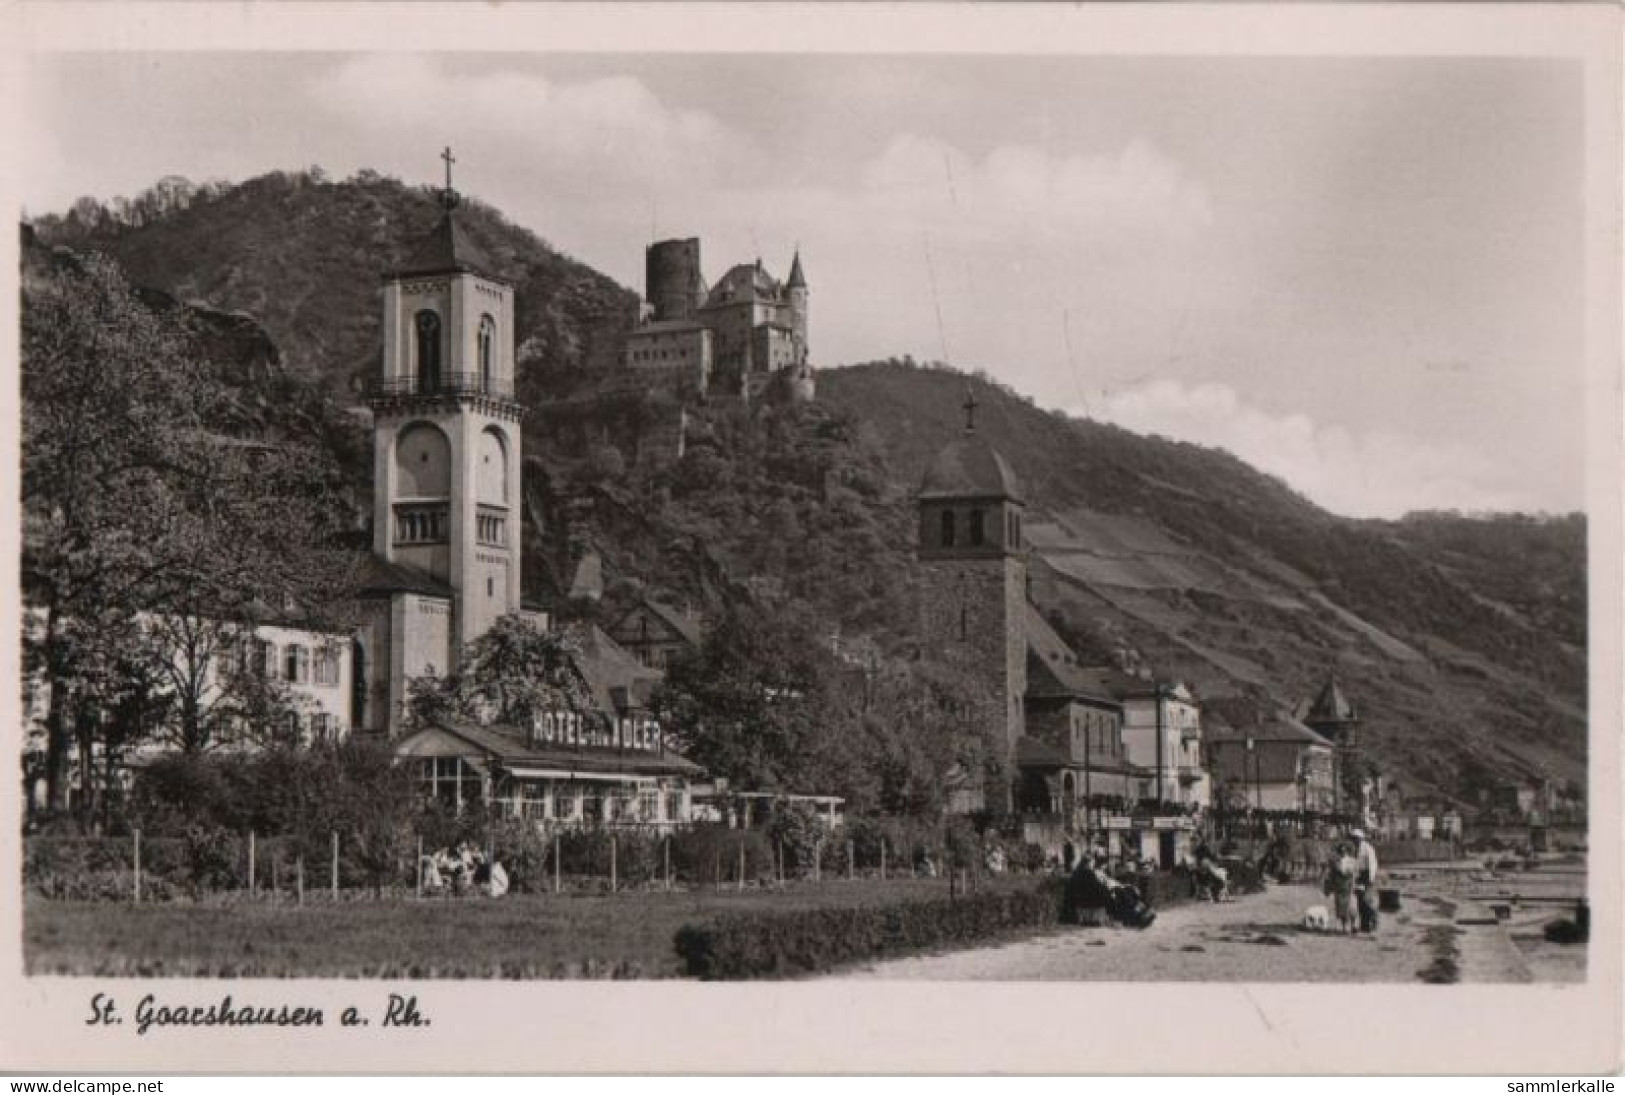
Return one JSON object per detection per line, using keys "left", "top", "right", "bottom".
{"left": 917, "top": 392, "right": 1028, "bottom": 811}
{"left": 369, "top": 150, "right": 524, "bottom": 657}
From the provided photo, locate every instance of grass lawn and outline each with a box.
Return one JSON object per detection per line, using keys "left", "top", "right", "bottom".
{"left": 26, "top": 876, "right": 1041, "bottom": 979}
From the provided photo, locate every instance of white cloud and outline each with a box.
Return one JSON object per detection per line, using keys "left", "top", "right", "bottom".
{"left": 857, "top": 134, "right": 1211, "bottom": 243}
{"left": 310, "top": 55, "right": 744, "bottom": 190}
{"left": 1094, "top": 379, "right": 1541, "bottom": 519}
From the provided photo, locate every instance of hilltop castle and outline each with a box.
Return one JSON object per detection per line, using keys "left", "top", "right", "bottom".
{"left": 622, "top": 237, "right": 815, "bottom": 403}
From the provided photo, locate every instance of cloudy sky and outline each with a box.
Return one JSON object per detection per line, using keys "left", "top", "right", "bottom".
{"left": 20, "top": 51, "right": 1586, "bottom": 518}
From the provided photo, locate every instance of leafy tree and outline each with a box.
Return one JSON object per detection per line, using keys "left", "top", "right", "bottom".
{"left": 655, "top": 604, "right": 837, "bottom": 794}
{"left": 22, "top": 254, "right": 356, "bottom": 818}
{"left": 405, "top": 614, "right": 594, "bottom": 730}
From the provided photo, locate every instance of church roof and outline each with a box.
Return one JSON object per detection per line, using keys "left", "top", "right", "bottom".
{"left": 1303, "top": 674, "right": 1358, "bottom": 725}
{"left": 919, "top": 433, "right": 1023, "bottom": 502}
{"left": 1023, "top": 604, "right": 1120, "bottom": 706}
{"left": 392, "top": 209, "right": 501, "bottom": 281}
{"left": 353, "top": 554, "right": 454, "bottom": 600}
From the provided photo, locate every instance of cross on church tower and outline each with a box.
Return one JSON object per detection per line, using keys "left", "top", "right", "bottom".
{"left": 962, "top": 389, "right": 979, "bottom": 432}
{"left": 439, "top": 146, "right": 460, "bottom": 210}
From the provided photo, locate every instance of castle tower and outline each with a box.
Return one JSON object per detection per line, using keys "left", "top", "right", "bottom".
{"left": 369, "top": 152, "right": 524, "bottom": 658}
{"left": 786, "top": 249, "right": 808, "bottom": 363}
{"left": 917, "top": 392, "right": 1027, "bottom": 812}
{"left": 646, "top": 238, "right": 705, "bottom": 322}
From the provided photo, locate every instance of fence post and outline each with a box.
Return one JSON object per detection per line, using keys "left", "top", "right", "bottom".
{"left": 814, "top": 840, "right": 821, "bottom": 883}
{"left": 610, "top": 834, "right": 618, "bottom": 894}
{"left": 663, "top": 835, "right": 672, "bottom": 892}
{"left": 848, "top": 839, "right": 854, "bottom": 881}
{"left": 737, "top": 839, "right": 745, "bottom": 893}
{"left": 553, "top": 832, "right": 562, "bottom": 895}
{"left": 248, "top": 831, "right": 257, "bottom": 898}
{"left": 132, "top": 829, "right": 142, "bottom": 904}
{"left": 415, "top": 835, "right": 424, "bottom": 899}
{"left": 331, "top": 831, "right": 339, "bottom": 902}
{"left": 776, "top": 840, "right": 784, "bottom": 885}
{"left": 714, "top": 848, "right": 721, "bottom": 892}
{"left": 880, "top": 840, "right": 887, "bottom": 881}
{"left": 296, "top": 854, "right": 305, "bottom": 907}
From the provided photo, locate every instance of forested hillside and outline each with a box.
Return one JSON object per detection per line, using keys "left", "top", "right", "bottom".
{"left": 24, "top": 170, "right": 1589, "bottom": 808}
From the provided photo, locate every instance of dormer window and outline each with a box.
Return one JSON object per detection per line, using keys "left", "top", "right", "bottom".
{"left": 968, "top": 508, "right": 985, "bottom": 547}
{"left": 940, "top": 509, "right": 956, "bottom": 548}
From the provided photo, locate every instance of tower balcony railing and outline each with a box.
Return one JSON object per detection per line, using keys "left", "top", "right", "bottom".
{"left": 369, "top": 372, "right": 516, "bottom": 401}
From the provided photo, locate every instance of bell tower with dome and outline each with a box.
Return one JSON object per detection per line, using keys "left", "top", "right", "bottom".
{"left": 917, "top": 391, "right": 1029, "bottom": 810}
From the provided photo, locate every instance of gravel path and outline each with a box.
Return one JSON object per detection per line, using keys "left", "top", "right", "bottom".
{"left": 842, "top": 876, "right": 1537, "bottom": 982}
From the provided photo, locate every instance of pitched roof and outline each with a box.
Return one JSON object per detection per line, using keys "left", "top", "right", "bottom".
{"left": 610, "top": 598, "right": 703, "bottom": 649}
{"left": 1206, "top": 712, "right": 1333, "bottom": 749}
{"left": 1023, "top": 604, "right": 1120, "bottom": 706}
{"left": 918, "top": 433, "right": 1022, "bottom": 502}
{"left": 352, "top": 554, "right": 454, "bottom": 600}
{"left": 706, "top": 261, "right": 779, "bottom": 304}
{"left": 567, "top": 623, "right": 665, "bottom": 713}
{"left": 392, "top": 210, "right": 500, "bottom": 281}
{"left": 1303, "top": 674, "right": 1358, "bottom": 725}
{"left": 786, "top": 250, "right": 806, "bottom": 289}
{"left": 399, "top": 719, "right": 706, "bottom": 778}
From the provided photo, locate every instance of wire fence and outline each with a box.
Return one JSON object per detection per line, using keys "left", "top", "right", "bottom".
{"left": 23, "top": 827, "right": 1031, "bottom": 905}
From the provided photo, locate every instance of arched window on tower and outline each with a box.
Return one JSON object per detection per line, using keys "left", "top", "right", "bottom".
{"left": 969, "top": 508, "right": 985, "bottom": 547}
{"left": 940, "top": 509, "right": 956, "bottom": 548}
{"left": 477, "top": 314, "right": 496, "bottom": 392}
{"left": 414, "top": 309, "right": 441, "bottom": 391}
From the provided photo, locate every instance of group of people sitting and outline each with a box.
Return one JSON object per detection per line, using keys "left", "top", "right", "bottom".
{"left": 1063, "top": 847, "right": 1158, "bottom": 929}
{"left": 420, "top": 842, "right": 510, "bottom": 898}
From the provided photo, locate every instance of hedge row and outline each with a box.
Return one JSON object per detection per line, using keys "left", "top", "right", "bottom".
{"left": 672, "top": 886, "right": 1061, "bottom": 979}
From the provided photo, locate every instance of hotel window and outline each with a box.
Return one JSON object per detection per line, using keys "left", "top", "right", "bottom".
{"left": 968, "top": 508, "right": 985, "bottom": 546}
{"left": 940, "top": 510, "right": 955, "bottom": 548}
{"left": 284, "top": 644, "right": 310, "bottom": 684}
{"left": 243, "top": 639, "right": 276, "bottom": 679}
{"left": 314, "top": 648, "right": 340, "bottom": 686}
{"left": 283, "top": 711, "right": 302, "bottom": 744}
{"left": 311, "top": 713, "right": 334, "bottom": 742}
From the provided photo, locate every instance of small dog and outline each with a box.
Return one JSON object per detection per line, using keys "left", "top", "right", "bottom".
{"left": 1302, "top": 905, "right": 1332, "bottom": 931}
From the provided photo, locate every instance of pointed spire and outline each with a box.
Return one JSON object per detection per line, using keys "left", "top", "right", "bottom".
{"left": 962, "top": 387, "right": 979, "bottom": 433}
{"left": 787, "top": 249, "right": 806, "bottom": 289}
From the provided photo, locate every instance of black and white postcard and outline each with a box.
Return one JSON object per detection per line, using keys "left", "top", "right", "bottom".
{"left": 2, "top": 1, "right": 1620, "bottom": 1076}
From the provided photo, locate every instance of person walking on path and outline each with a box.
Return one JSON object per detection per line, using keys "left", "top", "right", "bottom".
{"left": 1352, "top": 829, "right": 1380, "bottom": 934}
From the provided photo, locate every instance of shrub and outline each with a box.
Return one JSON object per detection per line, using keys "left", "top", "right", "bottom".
{"left": 673, "top": 885, "right": 1060, "bottom": 979}
{"left": 669, "top": 824, "right": 774, "bottom": 886}
{"left": 766, "top": 802, "right": 828, "bottom": 877}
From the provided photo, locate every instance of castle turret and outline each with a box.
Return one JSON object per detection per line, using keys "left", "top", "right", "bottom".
{"left": 786, "top": 249, "right": 808, "bottom": 363}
